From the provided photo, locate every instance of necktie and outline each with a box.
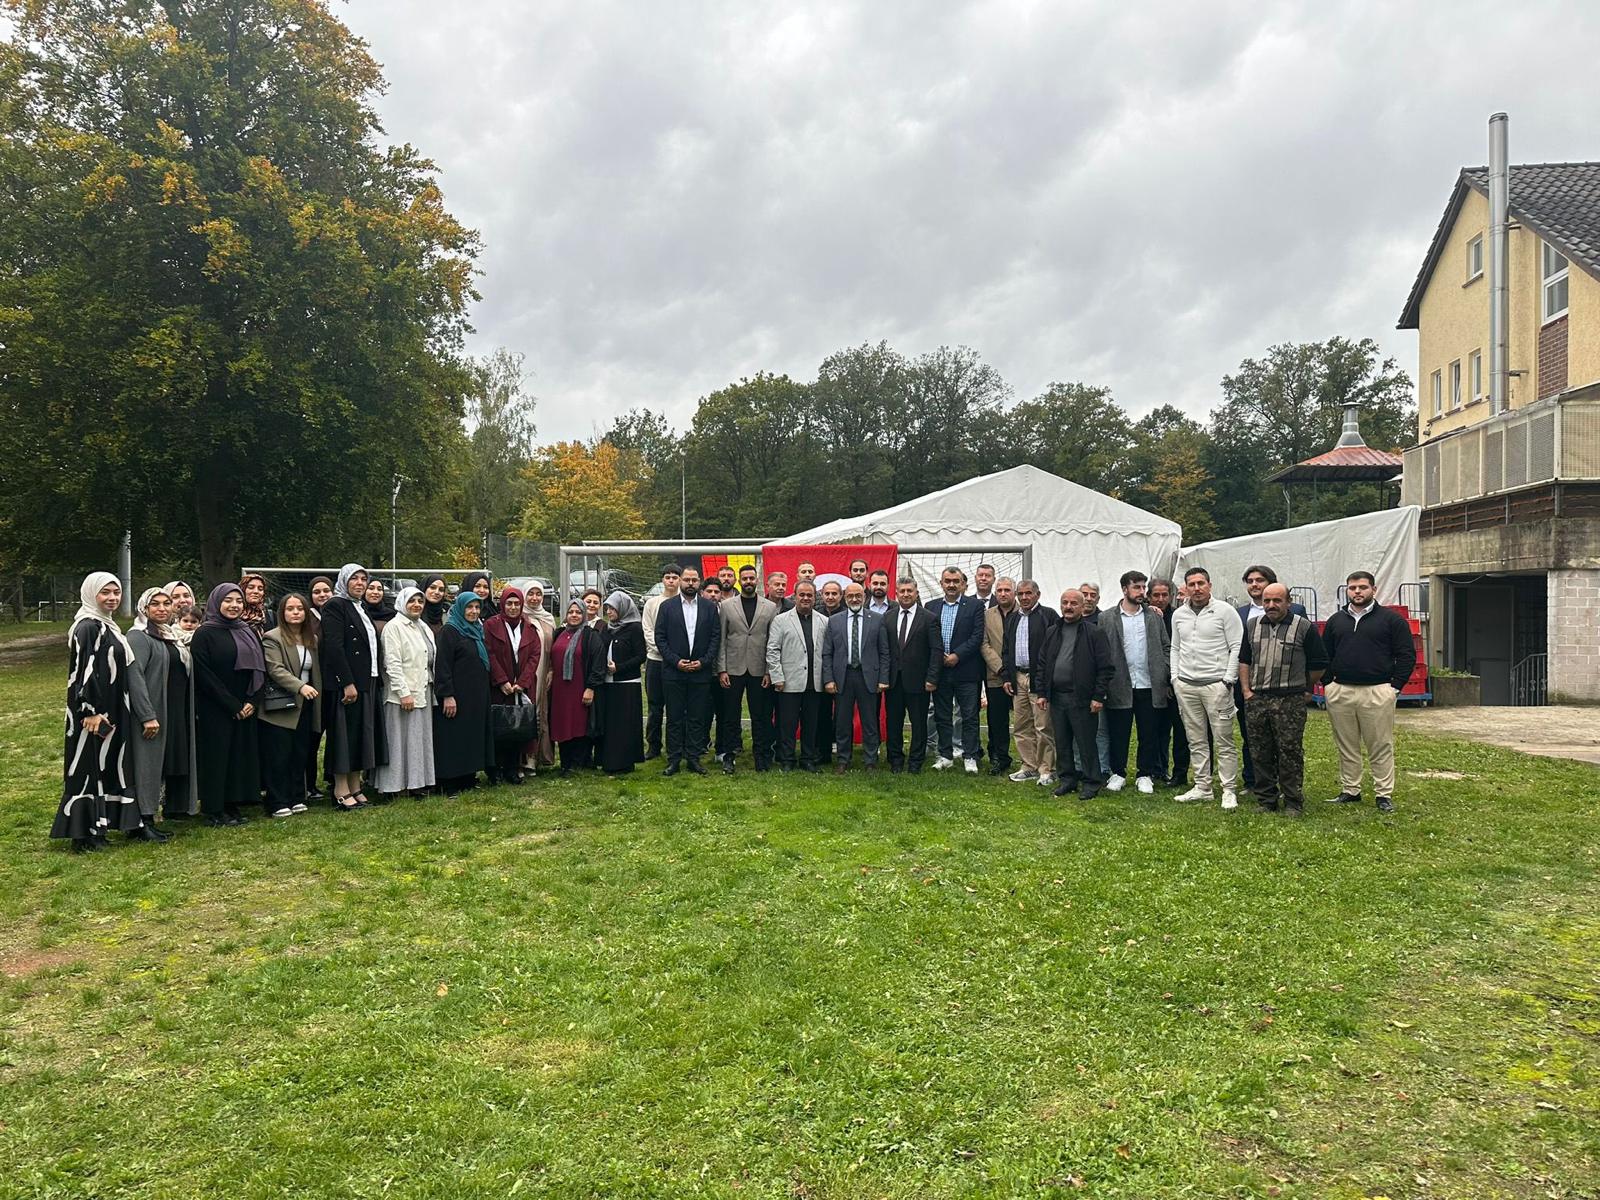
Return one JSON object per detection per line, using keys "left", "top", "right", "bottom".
{"left": 899, "top": 609, "right": 909, "bottom": 649}
{"left": 850, "top": 614, "right": 860, "bottom": 668}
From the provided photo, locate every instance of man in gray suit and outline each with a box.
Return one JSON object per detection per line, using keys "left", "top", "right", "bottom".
{"left": 766, "top": 580, "right": 827, "bottom": 772}
{"left": 717, "top": 563, "right": 779, "bottom": 773}
{"left": 1098, "top": 570, "right": 1172, "bottom": 794}
{"left": 822, "top": 582, "right": 890, "bottom": 772}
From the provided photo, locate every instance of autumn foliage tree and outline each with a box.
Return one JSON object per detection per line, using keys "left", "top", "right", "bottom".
{"left": 517, "top": 441, "right": 644, "bottom": 546}
{"left": 0, "top": 0, "right": 478, "bottom": 583}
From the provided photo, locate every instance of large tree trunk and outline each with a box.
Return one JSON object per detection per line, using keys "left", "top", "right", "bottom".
{"left": 194, "top": 453, "right": 239, "bottom": 589}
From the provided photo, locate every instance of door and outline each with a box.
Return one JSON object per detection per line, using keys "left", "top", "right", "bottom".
{"left": 1461, "top": 584, "right": 1514, "bottom": 704}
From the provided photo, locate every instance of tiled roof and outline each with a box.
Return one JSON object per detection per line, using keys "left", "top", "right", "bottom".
{"left": 1397, "top": 162, "right": 1600, "bottom": 330}
{"left": 1266, "top": 445, "right": 1403, "bottom": 484}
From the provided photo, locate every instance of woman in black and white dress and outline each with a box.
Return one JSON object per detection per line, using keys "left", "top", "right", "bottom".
{"left": 51, "top": 572, "right": 150, "bottom": 851}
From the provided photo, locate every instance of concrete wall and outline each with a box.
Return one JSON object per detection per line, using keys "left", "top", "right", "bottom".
{"left": 1418, "top": 516, "right": 1600, "bottom": 576}
{"left": 1414, "top": 185, "right": 1598, "bottom": 444}
{"left": 1548, "top": 569, "right": 1600, "bottom": 703}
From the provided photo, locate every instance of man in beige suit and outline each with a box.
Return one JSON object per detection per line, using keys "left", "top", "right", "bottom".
{"left": 717, "top": 563, "right": 779, "bottom": 774}
{"left": 978, "top": 577, "right": 1017, "bottom": 776}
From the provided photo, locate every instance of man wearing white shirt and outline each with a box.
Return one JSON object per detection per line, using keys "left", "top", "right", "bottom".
{"left": 1169, "top": 567, "right": 1244, "bottom": 809}
{"left": 640, "top": 563, "right": 679, "bottom": 759}
{"left": 1000, "top": 579, "right": 1057, "bottom": 785}
{"left": 1097, "top": 571, "right": 1171, "bottom": 795}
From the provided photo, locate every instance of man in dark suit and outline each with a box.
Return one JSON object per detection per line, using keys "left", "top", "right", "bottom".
{"left": 1000, "top": 580, "right": 1058, "bottom": 785}
{"left": 822, "top": 583, "right": 890, "bottom": 772}
{"left": 1235, "top": 564, "right": 1306, "bottom": 788}
{"left": 654, "top": 566, "right": 722, "bottom": 776}
{"left": 927, "top": 565, "right": 986, "bottom": 773}
{"left": 974, "top": 563, "right": 998, "bottom": 608}
{"left": 1033, "top": 588, "right": 1115, "bottom": 800}
{"left": 885, "top": 577, "right": 939, "bottom": 773}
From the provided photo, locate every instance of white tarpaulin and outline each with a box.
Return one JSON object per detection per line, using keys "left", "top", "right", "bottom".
{"left": 1177, "top": 506, "right": 1421, "bottom": 617}
{"left": 779, "top": 464, "right": 1182, "bottom": 606}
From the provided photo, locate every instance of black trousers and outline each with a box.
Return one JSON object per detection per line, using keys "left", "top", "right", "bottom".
{"left": 774, "top": 689, "right": 821, "bottom": 769}
{"left": 1051, "top": 696, "right": 1103, "bottom": 787}
{"left": 1155, "top": 693, "right": 1190, "bottom": 784}
{"left": 932, "top": 680, "right": 981, "bottom": 761}
{"left": 814, "top": 692, "right": 836, "bottom": 765}
{"left": 557, "top": 736, "right": 593, "bottom": 771}
{"left": 985, "top": 684, "right": 1012, "bottom": 769}
{"left": 662, "top": 674, "right": 713, "bottom": 765}
{"left": 644, "top": 659, "right": 665, "bottom": 755}
{"left": 261, "top": 705, "right": 313, "bottom": 814}
{"left": 1105, "top": 689, "right": 1163, "bottom": 779}
{"left": 885, "top": 687, "right": 930, "bottom": 771}
{"left": 723, "top": 674, "right": 775, "bottom": 768}
{"left": 833, "top": 668, "right": 882, "bottom": 764}
{"left": 1234, "top": 682, "right": 1255, "bottom": 784}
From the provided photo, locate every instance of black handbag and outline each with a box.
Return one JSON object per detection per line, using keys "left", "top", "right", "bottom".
{"left": 491, "top": 693, "right": 538, "bottom": 742}
{"left": 261, "top": 683, "right": 299, "bottom": 713}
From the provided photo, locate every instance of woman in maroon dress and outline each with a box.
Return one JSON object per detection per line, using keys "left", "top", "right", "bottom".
{"left": 483, "top": 585, "right": 542, "bottom": 783}
{"left": 548, "top": 600, "right": 602, "bottom": 776}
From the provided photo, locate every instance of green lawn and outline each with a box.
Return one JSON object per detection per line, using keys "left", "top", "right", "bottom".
{"left": 1, "top": 641, "right": 1597, "bottom": 1198}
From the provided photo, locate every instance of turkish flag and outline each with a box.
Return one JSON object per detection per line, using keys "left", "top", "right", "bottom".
{"left": 759, "top": 543, "right": 899, "bottom": 595}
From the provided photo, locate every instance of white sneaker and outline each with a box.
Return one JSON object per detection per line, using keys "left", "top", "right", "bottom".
{"left": 1009, "top": 768, "right": 1038, "bottom": 782}
{"left": 1221, "top": 790, "right": 1238, "bottom": 810}
{"left": 1135, "top": 776, "right": 1154, "bottom": 795}
{"left": 1105, "top": 774, "right": 1126, "bottom": 792}
{"left": 963, "top": 758, "right": 979, "bottom": 774}
{"left": 1037, "top": 772, "right": 1056, "bottom": 788}
{"left": 1174, "top": 786, "right": 1210, "bottom": 803}
{"left": 290, "top": 803, "right": 309, "bottom": 814}
{"left": 270, "top": 807, "right": 293, "bottom": 819}
{"left": 933, "top": 757, "right": 954, "bottom": 771}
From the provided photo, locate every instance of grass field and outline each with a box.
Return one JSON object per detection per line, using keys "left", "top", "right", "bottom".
{"left": 2, "top": 639, "right": 1597, "bottom": 1198}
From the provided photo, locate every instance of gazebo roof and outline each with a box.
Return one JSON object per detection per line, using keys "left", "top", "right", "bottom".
{"left": 1265, "top": 405, "right": 1404, "bottom": 484}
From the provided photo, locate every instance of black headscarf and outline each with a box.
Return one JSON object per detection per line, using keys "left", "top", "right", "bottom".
{"left": 362, "top": 581, "right": 397, "bottom": 624}
{"left": 419, "top": 574, "right": 448, "bottom": 626}
{"left": 460, "top": 570, "right": 498, "bottom": 619}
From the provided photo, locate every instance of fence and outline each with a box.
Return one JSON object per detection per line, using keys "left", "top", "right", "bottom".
{"left": 1, "top": 575, "right": 90, "bottom": 623}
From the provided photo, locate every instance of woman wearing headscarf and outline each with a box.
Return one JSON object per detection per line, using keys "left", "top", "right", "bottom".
{"left": 302, "top": 575, "right": 335, "bottom": 799}
{"left": 51, "top": 573, "right": 149, "bottom": 850}
{"left": 460, "top": 570, "right": 499, "bottom": 620}
{"left": 238, "top": 572, "right": 276, "bottom": 638}
{"left": 191, "top": 583, "right": 266, "bottom": 827}
{"left": 260, "top": 593, "right": 322, "bottom": 818}
{"left": 320, "top": 563, "right": 387, "bottom": 810}
{"left": 165, "top": 580, "right": 198, "bottom": 621}
{"left": 483, "top": 585, "right": 542, "bottom": 784}
{"left": 433, "top": 591, "right": 493, "bottom": 794}
{"left": 149, "top": 585, "right": 199, "bottom": 820}
{"left": 591, "top": 591, "right": 647, "bottom": 776}
{"left": 125, "top": 587, "right": 192, "bottom": 836}
{"left": 375, "top": 586, "right": 436, "bottom": 799}
{"left": 363, "top": 577, "right": 398, "bottom": 638}
{"left": 549, "top": 600, "right": 603, "bottom": 775}
{"left": 525, "top": 582, "right": 557, "bottom": 770}
{"left": 419, "top": 574, "right": 449, "bottom": 631}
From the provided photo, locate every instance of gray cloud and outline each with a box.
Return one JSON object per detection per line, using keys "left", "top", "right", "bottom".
{"left": 346, "top": 0, "right": 1600, "bottom": 441}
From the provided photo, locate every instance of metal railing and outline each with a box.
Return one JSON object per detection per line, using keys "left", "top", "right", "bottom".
{"left": 1512, "top": 653, "right": 1548, "bottom": 706}
{"left": 1402, "top": 390, "right": 1600, "bottom": 509}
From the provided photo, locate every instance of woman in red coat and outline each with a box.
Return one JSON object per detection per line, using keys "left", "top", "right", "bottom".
{"left": 482, "top": 586, "right": 542, "bottom": 784}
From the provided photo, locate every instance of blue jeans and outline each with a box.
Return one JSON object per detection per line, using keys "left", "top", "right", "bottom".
{"left": 932, "top": 681, "right": 982, "bottom": 761}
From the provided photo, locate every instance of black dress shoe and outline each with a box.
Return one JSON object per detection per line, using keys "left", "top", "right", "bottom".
{"left": 205, "top": 815, "right": 228, "bottom": 827}
{"left": 644, "top": 749, "right": 661, "bottom": 761}
{"left": 1052, "top": 781, "right": 1077, "bottom": 797}
{"left": 305, "top": 788, "right": 325, "bottom": 802}
{"left": 71, "top": 838, "right": 94, "bottom": 853}
{"left": 889, "top": 763, "right": 903, "bottom": 774}
{"left": 1256, "top": 799, "right": 1280, "bottom": 813}
{"left": 663, "top": 762, "right": 681, "bottom": 777}
{"left": 1286, "top": 803, "right": 1305, "bottom": 817}
{"left": 687, "top": 760, "right": 708, "bottom": 776}
{"left": 988, "top": 763, "right": 1009, "bottom": 776}
{"left": 1078, "top": 786, "right": 1101, "bottom": 800}
{"left": 1376, "top": 795, "right": 1395, "bottom": 813}
{"left": 1325, "top": 792, "right": 1362, "bottom": 805}
{"left": 800, "top": 763, "right": 819, "bottom": 774}
{"left": 721, "top": 759, "right": 735, "bottom": 776}
{"left": 127, "top": 825, "right": 164, "bottom": 843}
{"left": 150, "top": 825, "right": 173, "bottom": 841}
{"left": 834, "top": 762, "right": 847, "bottom": 775}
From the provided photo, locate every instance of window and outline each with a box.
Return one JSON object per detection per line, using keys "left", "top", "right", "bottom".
{"left": 1449, "top": 360, "right": 1462, "bottom": 410}
{"left": 1466, "top": 234, "right": 1483, "bottom": 281}
{"left": 1431, "top": 369, "right": 1442, "bottom": 416}
{"left": 1543, "top": 241, "right": 1569, "bottom": 321}
{"left": 1469, "top": 349, "right": 1483, "bottom": 402}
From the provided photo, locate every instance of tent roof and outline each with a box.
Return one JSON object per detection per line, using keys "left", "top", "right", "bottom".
{"left": 781, "top": 464, "right": 1180, "bottom": 542}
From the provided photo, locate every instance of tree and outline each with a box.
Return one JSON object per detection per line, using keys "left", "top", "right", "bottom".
{"left": 681, "top": 373, "right": 818, "bottom": 537}
{"left": 897, "top": 345, "right": 1010, "bottom": 503}
{"left": 516, "top": 440, "right": 644, "bottom": 545}
{"left": 1001, "top": 382, "right": 1139, "bottom": 496}
{"left": 602, "top": 408, "right": 682, "bottom": 539}
{"left": 1122, "top": 405, "right": 1218, "bottom": 541}
{"left": 0, "top": 0, "right": 478, "bottom": 584}
{"left": 812, "top": 343, "right": 908, "bottom": 518}
{"left": 1207, "top": 338, "right": 1415, "bottom": 535}
{"left": 461, "top": 348, "right": 538, "bottom": 541}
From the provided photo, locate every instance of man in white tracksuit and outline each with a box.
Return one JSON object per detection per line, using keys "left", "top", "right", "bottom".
{"left": 1169, "top": 566, "right": 1245, "bottom": 809}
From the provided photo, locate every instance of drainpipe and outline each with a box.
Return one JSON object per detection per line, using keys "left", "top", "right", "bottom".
{"left": 1488, "top": 112, "right": 1510, "bottom": 416}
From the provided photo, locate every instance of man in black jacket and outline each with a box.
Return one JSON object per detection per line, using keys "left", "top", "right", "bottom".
{"left": 1031, "top": 588, "right": 1115, "bottom": 799}
{"left": 1000, "top": 580, "right": 1058, "bottom": 785}
{"left": 1320, "top": 571, "right": 1416, "bottom": 813}
{"left": 884, "top": 577, "right": 939, "bottom": 773}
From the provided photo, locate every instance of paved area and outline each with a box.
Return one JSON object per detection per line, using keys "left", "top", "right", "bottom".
{"left": 1399, "top": 705, "right": 1600, "bottom": 766}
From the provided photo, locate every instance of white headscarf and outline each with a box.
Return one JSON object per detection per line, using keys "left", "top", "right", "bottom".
{"left": 71, "top": 571, "right": 132, "bottom": 657}
{"left": 132, "top": 586, "right": 191, "bottom": 668}
{"left": 336, "top": 562, "right": 367, "bottom": 600}
{"left": 395, "top": 586, "right": 434, "bottom": 642}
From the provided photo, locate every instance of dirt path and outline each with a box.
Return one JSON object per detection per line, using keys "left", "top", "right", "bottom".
{"left": 1400, "top": 705, "right": 1600, "bottom": 766}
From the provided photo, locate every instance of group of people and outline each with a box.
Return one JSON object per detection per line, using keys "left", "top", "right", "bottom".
{"left": 50, "top": 554, "right": 1416, "bottom": 852}
{"left": 640, "top": 557, "right": 1414, "bottom": 817}
{"left": 49, "top": 566, "right": 648, "bottom": 852}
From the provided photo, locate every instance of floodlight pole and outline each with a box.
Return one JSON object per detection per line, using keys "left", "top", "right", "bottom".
{"left": 680, "top": 451, "right": 687, "bottom": 540}
{"left": 390, "top": 476, "right": 406, "bottom": 572}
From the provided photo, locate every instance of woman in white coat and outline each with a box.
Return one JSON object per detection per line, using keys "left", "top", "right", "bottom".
{"left": 375, "top": 586, "right": 436, "bottom": 798}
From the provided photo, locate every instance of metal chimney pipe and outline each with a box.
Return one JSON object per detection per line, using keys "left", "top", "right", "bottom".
{"left": 1488, "top": 112, "right": 1510, "bottom": 415}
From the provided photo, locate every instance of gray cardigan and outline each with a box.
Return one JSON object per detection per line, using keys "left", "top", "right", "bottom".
{"left": 1097, "top": 604, "right": 1171, "bottom": 709}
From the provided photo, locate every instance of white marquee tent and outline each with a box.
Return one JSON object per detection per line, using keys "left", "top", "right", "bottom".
{"left": 779, "top": 465, "right": 1182, "bottom": 606}
{"left": 1177, "top": 506, "right": 1421, "bottom": 617}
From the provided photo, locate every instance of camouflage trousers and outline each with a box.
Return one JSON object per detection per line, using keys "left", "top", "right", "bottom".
{"left": 1243, "top": 692, "right": 1309, "bottom": 807}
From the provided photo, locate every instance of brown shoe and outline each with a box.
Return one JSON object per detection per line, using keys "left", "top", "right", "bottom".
{"left": 834, "top": 762, "right": 847, "bottom": 775}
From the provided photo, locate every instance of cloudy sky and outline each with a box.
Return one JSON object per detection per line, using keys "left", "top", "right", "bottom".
{"left": 345, "top": 0, "right": 1598, "bottom": 442}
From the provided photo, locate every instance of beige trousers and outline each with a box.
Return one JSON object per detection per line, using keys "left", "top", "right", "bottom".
{"left": 1324, "top": 681, "right": 1397, "bottom": 797}
{"left": 1011, "top": 674, "right": 1055, "bottom": 774}
{"left": 1174, "top": 679, "right": 1239, "bottom": 791}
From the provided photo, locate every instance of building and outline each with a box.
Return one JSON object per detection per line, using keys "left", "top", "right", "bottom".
{"left": 1397, "top": 124, "right": 1600, "bottom": 704}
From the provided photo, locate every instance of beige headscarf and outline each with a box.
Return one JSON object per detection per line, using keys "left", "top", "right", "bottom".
{"left": 71, "top": 571, "right": 132, "bottom": 658}
{"left": 132, "top": 586, "right": 191, "bottom": 668}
